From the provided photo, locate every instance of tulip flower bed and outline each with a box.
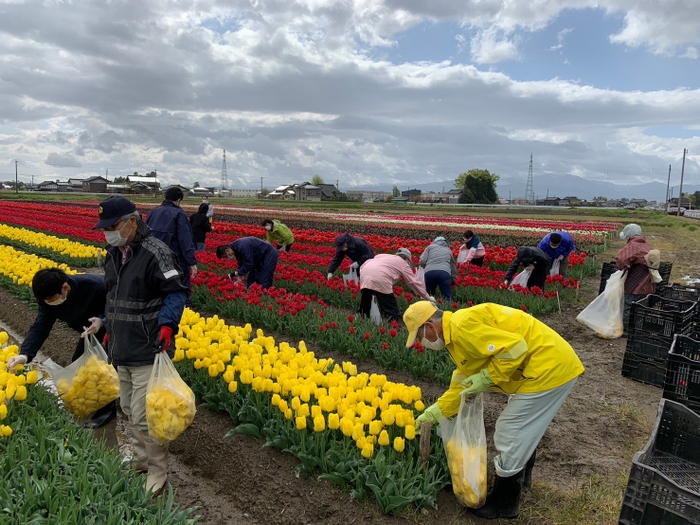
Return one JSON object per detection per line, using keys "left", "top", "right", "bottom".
{"left": 0, "top": 223, "right": 104, "bottom": 267}
{"left": 173, "top": 309, "right": 449, "bottom": 514}
{"left": 0, "top": 245, "right": 76, "bottom": 304}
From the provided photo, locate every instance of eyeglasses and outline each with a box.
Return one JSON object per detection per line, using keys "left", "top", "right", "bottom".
{"left": 104, "top": 220, "right": 124, "bottom": 232}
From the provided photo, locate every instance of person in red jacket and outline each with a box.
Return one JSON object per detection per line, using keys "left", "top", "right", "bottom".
{"left": 615, "top": 223, "right": 656, "bottom": 336}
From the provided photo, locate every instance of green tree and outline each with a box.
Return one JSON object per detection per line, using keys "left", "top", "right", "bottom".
{"left": 193, "top": 182, "right": 200, "bottom": 188}
{"left": 311, "top": 175, "right": 324, "bottom": 185}
{"left": 455, "top": 169, "right": 499, "bottom": 204}
{"left": 392, "top": 186, "right": 400, "bottom": 197}
{"left": 692, "top": 190, "right": 700, "bottom": 209}
{"left": 113, "top": 176, "right": 127, "bottom": 183}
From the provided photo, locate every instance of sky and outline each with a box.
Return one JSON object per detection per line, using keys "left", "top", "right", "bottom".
{"left": 0, "top": 0, "right": 699, "bottom": 198}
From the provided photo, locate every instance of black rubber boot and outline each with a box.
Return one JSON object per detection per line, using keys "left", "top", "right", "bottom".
{"left": 469, "top": 471, "right": 524, "bottom": 519}
{"left": 523, "top": 450, "right": 536, "bottom": 488}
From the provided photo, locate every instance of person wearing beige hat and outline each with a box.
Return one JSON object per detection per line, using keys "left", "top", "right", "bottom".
{"left": 404, "top": 301, "right": 584, "bottom": 519}
{"left": 615, "top": 223, "right": 657, "bottom": 336}
{"left": 357, "top": 249, "right": 432, "bottom": 322}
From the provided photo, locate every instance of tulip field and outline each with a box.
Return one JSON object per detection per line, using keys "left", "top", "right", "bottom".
{"left": 0, "top": 199, "right": 626, "bottom": 521}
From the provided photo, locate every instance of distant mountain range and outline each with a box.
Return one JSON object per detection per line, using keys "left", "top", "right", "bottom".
{"left": 355, "top": 174, "right": 698, "bottom": 202}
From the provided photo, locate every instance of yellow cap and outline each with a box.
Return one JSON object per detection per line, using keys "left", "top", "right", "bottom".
{"left": 403, "top": 301, "right": 438, "bottom": 347}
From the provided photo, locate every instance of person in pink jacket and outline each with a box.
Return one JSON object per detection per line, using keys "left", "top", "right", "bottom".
{"left": 358, "top": 248, "right": 432, "bottom": 322}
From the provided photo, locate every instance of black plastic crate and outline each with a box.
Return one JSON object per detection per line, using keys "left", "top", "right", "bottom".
{"left": 618, "top": 400, "right": 700, "bottom": 525}
{"left": 628, "top": 295, "right": 696, "bottom": 341}
{"left": 600, "top": 261, "right": 673, "bottom": 295}
{"left": 663, "top": 335, "right": 700, "bottom": 413}
{"left": 622, "top": 351, "right": 667, "bottom": 387}
{"left": 657, "top": 284, "right": 700, "bottom": 305}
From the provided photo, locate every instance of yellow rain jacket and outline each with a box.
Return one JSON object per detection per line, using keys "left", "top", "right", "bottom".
{"left": 437, "top": 303, "right": 584, "bottom": 417}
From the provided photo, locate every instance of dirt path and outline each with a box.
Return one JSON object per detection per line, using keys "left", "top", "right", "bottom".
{"left": 0, "top": 277, "right": 663, "bottom": 525}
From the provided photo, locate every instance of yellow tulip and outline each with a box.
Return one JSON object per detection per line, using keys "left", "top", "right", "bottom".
{"left": 295, "top": 416, "right": 307, "bottom": 430}
{"left": 328, "top": 413, "right": 339, "bottom": 430}
{"left": 313, "top": 414, "right": 325, "bottom": 432}
{"left": 393, "top": 437, "right": 405, "bottom": 453}
{"left": 0, "top": 425, "right": 12, "bottom": 437}
{"left": 378, "top": 430, "right": 390, "bottom": 446}
{"left": 361, "top": 443, "right": 374, "bottom": 458}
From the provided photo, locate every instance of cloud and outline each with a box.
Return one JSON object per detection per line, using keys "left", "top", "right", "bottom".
{"left": 45, "top": 152, "right": 82, "bottom": 168}
{"left": 0, "top": 0, "right": 698, "bottom": 193}
{"left": 550, "top": 28, "right": 573, "bottom": 51}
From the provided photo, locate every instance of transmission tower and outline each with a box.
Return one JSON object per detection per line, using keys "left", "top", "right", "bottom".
{"left": 524, "top": 153, "right": 535, "bottom": 204}
{"left": 221, "top": 149, "right": 228, "bottom": 190}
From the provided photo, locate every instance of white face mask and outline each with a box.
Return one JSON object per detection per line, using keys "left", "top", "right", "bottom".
{"left": 265, "top": 225, "right": 272, "bottom": 231}
{"left": 45, "top": 291, "right": 67, "bottom": 306}
{"left": 421, "top": 335, "right": 445, "bottom": 350}
{"left": 104, "top": 220, "right": 131, "bottom": 247}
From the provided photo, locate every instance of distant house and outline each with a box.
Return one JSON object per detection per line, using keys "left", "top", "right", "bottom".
{"left": 127, "top": 175, "right": 160, "bottom": 191}
{"left": 391, "top": 196, "right": 410, "bottom": 203}
{"left": 162, "top": 184, "right": 191, "bottom": 196}
{"left": 106, "top": 183, "right": 131, "bottom": 194}
{"left": 68, "top": 178, "right": 85, "bottom": 192}
{"left": 37, "top": 181, "right": 59, "bottom": 191}
{"left": 401, "top": 189, "right": 421, "bottom": 198}
{"left": 229, "top": 188, "right": 261, "bottom": 199}
{"left": 189, "top": 187, "right": 213, "bottom": 197}
{"left": 268, "top": 185, "right": 297, "bottom": 200}
{"left": 316, "top": 183, "right": 339, "bottom": 200}
{"left": 295, "top": 183, "right": 322, "bottom": 201}
{"left": 81, "top": 176, "right": 109, "bottom": 193}
{"left": 57, "top": 181, "right": 71, "bottom": 192}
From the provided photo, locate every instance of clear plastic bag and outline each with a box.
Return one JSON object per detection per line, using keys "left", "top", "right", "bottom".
{"left": 370, "top": 297, "right": 382, "bottom": 325}
{"left": 415, "top": 266, "right": 425, "bottom": 283}
{"left": 51, "top": 334, "right": 120, "bottom": 419}
{"left": 456, "top": 246, "right": 468, "bottom": 263}
{"left": 549, "top": 259, "right": 560, "bottom": 276}
{"left": 576, "top": 270, "right": 627, "bottom": 339}
{"left": 437, "top": 393, "right": 487, "bottom": 508}
{"left": 342, "top": 267, "right": 359, "bottom": 286}
{"left": 508, "top": 269, "right": 531, "bottom": 290}
{"left": 146, "top": 351, "right": 196, "bottom": 443}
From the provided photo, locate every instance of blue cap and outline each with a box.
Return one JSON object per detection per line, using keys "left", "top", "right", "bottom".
{"left": 93, "top": 196, "right": 136, "bottom": 229}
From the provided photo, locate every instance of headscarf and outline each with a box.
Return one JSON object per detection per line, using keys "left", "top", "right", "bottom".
{"left": 620, "top": 224, "right": 642, "bottom": 241}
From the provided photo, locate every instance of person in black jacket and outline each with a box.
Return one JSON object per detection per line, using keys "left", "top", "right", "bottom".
{"left": 189, "top": 203, "right": 213, "bottom": 251}
{"left": 7, "top": 268, "right": 115, "bottom": 428}
{"left": 85, "top": 195, "right": 188, "bottom": 496}
{"left": 503, "top": 246, "right": 551, "bottom": 290}
{"left": 216, "top": 237, "right": 279, "bottom": 289}
{"left": 326, "top": 233, "right": 374, "bottom": 280}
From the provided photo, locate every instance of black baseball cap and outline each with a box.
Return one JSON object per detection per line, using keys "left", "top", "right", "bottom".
{"left": 93, "top": 196, "right": 137, "bottom": 229}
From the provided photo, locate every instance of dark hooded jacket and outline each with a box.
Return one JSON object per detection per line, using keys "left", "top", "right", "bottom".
{"left": 327, "top": 233, "right": 375, "bottom": 274}
{"left": 103, "top": 218, "right": 188, "bottom": 366}
{"left": 189, "top": 203, "right": 213, "bottom": 244}
{"left": 504, "top": 246, "right": 551, "bottom": 283}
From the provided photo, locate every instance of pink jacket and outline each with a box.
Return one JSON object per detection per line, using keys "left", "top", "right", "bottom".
{"left": 360, "top": 254, "right": 428, "bottom": 297}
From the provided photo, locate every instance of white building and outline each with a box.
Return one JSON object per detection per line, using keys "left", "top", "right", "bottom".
{"left": 228, "top": 188, "right": 260, "bottom": 198}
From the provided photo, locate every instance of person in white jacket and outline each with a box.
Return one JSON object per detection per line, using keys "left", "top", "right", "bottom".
{"left": 419, "top": 236, "right": 457, "bottom": 302}
{"left": 358, "top": 248, "right": 431, "bottom": 322}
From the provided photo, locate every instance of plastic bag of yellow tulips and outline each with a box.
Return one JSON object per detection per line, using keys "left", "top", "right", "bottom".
{"left": 52, "top": 334, "right": 120, "bottom": 419}
{"left": 146, "top": 351, "right": 196, "bottom": 443}
{"left": 437, "top": 393, "right": 487, "bottom": 509}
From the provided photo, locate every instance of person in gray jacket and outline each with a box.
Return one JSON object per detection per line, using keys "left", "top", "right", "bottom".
{"left": 419, "top": 236, "right": 457, "bottom": 302}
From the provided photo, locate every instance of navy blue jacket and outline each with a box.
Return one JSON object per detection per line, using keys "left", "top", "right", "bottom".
{"left": 327, "top": 233, "right": 375, "bottom": 274}
{"left": 146, "top": 200, "right": 197, "bottom": 270}
{"left": 21, "top": 274, "right": 106, "bottom": 362}
{"left": 538, "top": 232, "right": 576, "bottom": 260}
{"left": 230, "top": 237, "right": 277, "bottom": 276}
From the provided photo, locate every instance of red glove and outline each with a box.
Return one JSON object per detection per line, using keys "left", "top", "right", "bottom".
{"left": 103, "top": 333, "right": 109, "bottom": 351}
{"left": 158, "top": 326, "right": 173, "bottom": 352}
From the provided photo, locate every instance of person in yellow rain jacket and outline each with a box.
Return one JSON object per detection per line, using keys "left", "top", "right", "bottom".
{"left": 406, "top": 301, "right": 584, "bottom": 520}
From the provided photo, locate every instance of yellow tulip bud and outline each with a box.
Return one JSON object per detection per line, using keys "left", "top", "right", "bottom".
{"left": 378, "top": 430, "right": 390, "bottom": 446}
{"left": 313, "top": 414, "right": 325, "bottom": 432}
{"left": 0, "top": 425, "right": 12, "bottom": 437}
{"left": 295, "top": 416, "right": 307, "bottom": 430}
{"left": 328, "top": 413, "right": 339, "bottom": 430}
{"left": 393, "top": 437, "right": 405, "bottom": 453}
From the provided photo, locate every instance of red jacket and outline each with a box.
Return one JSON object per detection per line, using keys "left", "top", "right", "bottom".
{"left": 615, "top": 236, "right": 656, "bottom": 295}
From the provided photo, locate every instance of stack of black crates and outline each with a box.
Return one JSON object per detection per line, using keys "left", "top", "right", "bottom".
{"left": 618, "top": 399, "right": 700, "bottom": 524}
{"left": 621, "top": 293, "right": 696, "bottom": 388}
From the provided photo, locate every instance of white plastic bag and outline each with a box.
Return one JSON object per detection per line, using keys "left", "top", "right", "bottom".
{"left": 415, "top": 266, "right": 425, "bottom": 283}
{"left": 343, "top": 267, "right": 359, "bottom": 286}
{"left": 370, "top": 297, "right": 382, "bottom": 325}
{"left": 456, "top": 246, "right": 468, "bottom": 263}
{"left": 146, "top": 352, "right": 197, "bottom": 443}
{"left": 549, "top": 259, "right": 560, "bottom": 276}
{"left": 576, "top": 270, "right": 627, "bottom": 339}
{"left": 508, "top": 269, "right": 531, "bottom": 290}
{"left": 437, "top": 393, "right": 487, "bottom": 509}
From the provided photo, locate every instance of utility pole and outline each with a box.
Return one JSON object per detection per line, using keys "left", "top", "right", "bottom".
{"left": 260, "top": 177, "right": 263, "bottom": 192}
{"left": 677, "top": 149, "right": 687, "bottom": 217}
{"left": 15, "top": 160, "right": 18, "bottom": 194}
{"left": 665, "top": 164, "right": 671, "bottom": 213}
